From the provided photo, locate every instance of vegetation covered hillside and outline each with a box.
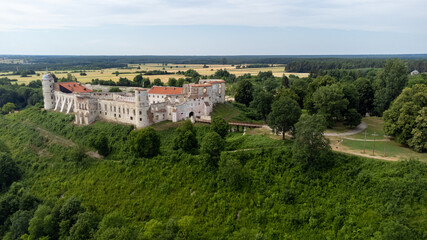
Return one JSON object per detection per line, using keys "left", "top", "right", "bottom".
{"left": 0, "top": 107, "right": 426, "bottom": 239}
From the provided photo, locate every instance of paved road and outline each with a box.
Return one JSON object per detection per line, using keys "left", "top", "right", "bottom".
{"left": 324, "top": 122, "right": 367, "bottom": 137}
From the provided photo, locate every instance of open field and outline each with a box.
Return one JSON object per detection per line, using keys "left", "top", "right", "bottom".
{"left": 0, "top": 58, "right": 24, "bottom": 64}
{"left": 4, "top": 63, "right": 309, "bottom": 85}
{"left": 326, "top": 117, "right": 426, "bottom": 162}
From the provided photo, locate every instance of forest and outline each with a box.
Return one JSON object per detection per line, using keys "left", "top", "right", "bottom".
{"left": 1, "top": 55, "right": 427, "bottom": 72}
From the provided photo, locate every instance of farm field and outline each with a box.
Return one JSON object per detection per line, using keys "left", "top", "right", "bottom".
{"left": 4, "top": 63, "right": 309, "bottom": 85}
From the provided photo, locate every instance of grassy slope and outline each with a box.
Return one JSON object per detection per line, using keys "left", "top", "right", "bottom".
{"left": 1, "top": 108, "right": 426, "bottom": 239}
{"left": 211, "top": 103, "right": 263, "bottom": 124}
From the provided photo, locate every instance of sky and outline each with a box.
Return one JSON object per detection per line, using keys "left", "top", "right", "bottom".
{"left": 0, "top": 0, "right": 426, "bottom": 55}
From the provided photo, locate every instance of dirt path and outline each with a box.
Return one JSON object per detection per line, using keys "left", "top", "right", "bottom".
{"left": 330, "top": 140, "right": 399, "bottom": 161}
{"left": 342, "top": 136, "right": 389, "bottom": 142}
{"left": 25, "top": 121, "right": 102, "bottom": 159}
{"left": 324, "top": 122, "right": 367, "bottom": 137}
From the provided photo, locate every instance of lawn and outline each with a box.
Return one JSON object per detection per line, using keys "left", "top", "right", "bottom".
{"left": 211, "top": 102, "right": 263, "bottom": 124}
{"left": 324, "top": 121, "right": 355, "bottom": 134}
{"left": 351, "top": 117, "right": 386, "bottom": 140}
{"left": 342, "top": 139, "right": 427, "bottom": 162}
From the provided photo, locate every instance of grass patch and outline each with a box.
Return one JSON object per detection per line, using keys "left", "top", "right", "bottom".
{"left": 212, "top": 103, "right": 263, "bottom": 124}
{"left": 325, "top": 121, "right": 354, "bottom": 134}
{"left": 352, "top": 117, "right": 386, "bottom": 140}
{"left": 342, "top": 139, "right": 427, "bottom": 161}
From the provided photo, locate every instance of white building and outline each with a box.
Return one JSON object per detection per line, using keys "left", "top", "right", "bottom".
{"left": 42, "top": 72, "right": 225, "bottom": 128}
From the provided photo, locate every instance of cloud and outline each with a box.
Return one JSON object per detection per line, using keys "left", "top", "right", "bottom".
{"left": 0, "top": 0, "right": 425, "bottom": 32}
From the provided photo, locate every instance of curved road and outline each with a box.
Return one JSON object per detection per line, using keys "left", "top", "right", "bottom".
{"left": 324, "top": 122, "right": 367, "bottom": 137}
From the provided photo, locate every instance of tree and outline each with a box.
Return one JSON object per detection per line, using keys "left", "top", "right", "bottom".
{"left": 374, "top": 58, "right": 408, "bottom": 115}
{"left": 210, "top": 117, "right": 229, "bottom": 139}
{"left": 282, "top": 75, "right": 290, "bottom": 88}
{"left": 344, "top": 108, "right": 362, "bottom": 128}
{"left": 218, "top": 157, "right": 246, "bottom": 190}
{"left": 28, "top": 205, "right": 57, "bottom": 240}
{"left": 235, "top": 79, "right": 253, "bottom": 107}
{"left": 68, "top": 146, "right": 86, "bottom": 163}
{"left": 201, "top": 132, "right": 225, "bottom": 165}
{"left": 167, "top": 78, "right": 177, "bottom": 87}
{"left": 8, "top": 210, "right": 32, "bottom": 240}
{"left": 128, "top": 127, "right": 161, "bottom": 158}
{"left": 59, "top": 197, "right": 85, "bottom": 238}
{"left": 0, "top": 152, "right": 20, "bottom": 191}
{"left": 91, "top": 132, "right": 109, "bottom": 157}
{"left": 383, "top": 84, "right": 427, "bottom": 152}
{"left": 153, "top": 78, "right": 163, "bottom": 86}
{"left": 312, "top": 84, "right": 349, "bottom": 126}
{"left": 267, "top": 97, "right": 301, "bottom": 140}
{"left": 354, "top": 77, "right": 374, "bottom": 115}
{"left": 408, "top": 107, "right": 427, "bottom": 152}
{"left": 264, "top": 79, "right": 279, "bottom": 92}
{"left": 94, "top": 212, "right": 135, "bottom": 240}
{"left": 292, "top": 114, "right": 330, "bottom": 166}
{"left": 69, "top": 212, "right": 99, "bottom": 240}
{"left": 290, "top": 78, "right": 308, "bottom": 108}
{"left": 2, "top": 102, "right": 16, "bottom": 114}
{"left": 173, "top": 120, "right": 198, "bottom": 152}
{"left": 109, "top": 87, "right": 122, "bottom": 93}
{"left": 250, "top": 90, "right": 273, "bottom": 123}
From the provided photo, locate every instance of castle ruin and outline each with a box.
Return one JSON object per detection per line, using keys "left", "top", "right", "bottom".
{"left": 42, "top": 72, "right": 225, "bottom": 128}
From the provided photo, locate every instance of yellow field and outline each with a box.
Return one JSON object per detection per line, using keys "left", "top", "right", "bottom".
{"left": 6, "top": 63, "right": 309, "bottom": 85}
{"left": 0, "top": 58, "right": 24, "bottom": 64}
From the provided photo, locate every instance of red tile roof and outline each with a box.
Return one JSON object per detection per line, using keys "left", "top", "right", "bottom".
{"left": 191, "top": 84, "right": 212, "bottom": 87}
{"left": 148, "top": 86, "right": 183, "bottom": 95}
{"left": 59, "top": 82, "right": 93, "bottom": 93}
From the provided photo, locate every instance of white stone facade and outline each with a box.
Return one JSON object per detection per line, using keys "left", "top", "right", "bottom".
{"left": 42, "top": 73, "right": 225, "bottom": 128}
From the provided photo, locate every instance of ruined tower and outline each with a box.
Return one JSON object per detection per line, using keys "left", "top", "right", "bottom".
{"left": 42, "top": 71, "right": 55, "bottom": 110}
{"left": 134, "top": 89, "right": 150, "bottom": 128}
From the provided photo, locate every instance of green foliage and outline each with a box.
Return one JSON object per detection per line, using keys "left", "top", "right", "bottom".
{"left": 407, "top": 73, "right": 427, "bottom": 87}
{"left": 0, "top": 107, "right": 427, "bottom": 239}
{"left": 292, "top": 114, "right": 331, "bottom": 166}
{"left": 312, "top": 84, "right": 349, "bottom": 126}
{"left": 210, "top": 117, "right": 229, "bottom": 139}
{"left": 201, "top": 132, "right": 225, "bottom": 165}
{"left": 69, "top": 212, "right": 99, "bottom": 240}
{"left": 7, "top": 210, "right": 32, "bottom": 240}
{"left": 167, "top": 78, "right": 177, "bottom": 87}
{"left": 28, "top": 205, "right": 58, "bottom": 240}
{"left": 68, "top": 146, "right": 86, "bottom": 163}
{"left": 2, "top": 102, "right": 16, "bottom": 114}
{"left": 354, "top": 77, "right": 374, "bottom": 115}
{"left": 0, "top": 152, "right": 20, "bottom": 191}
{"left": 173, "top": 120, "right": 198, "bottom": 153}
{"left": 383, "top": 84, "right": 427, "bottom": 152}
{"left": 267, "top": 97, "right": 301, "bottom": 139}
{"left": 344, "top": 108, "right": 362, "bottom": 128}
{"left": 94, "top": 212, "right": 135, "bottom": 240}
{"left": 91, "top": 132, "right": 110, "bottom": 157}
{"left": 250, "top": 90, "right": 273, "bottom": 122}
{"left": 108, "top": 87, "right": 122, "bottom": 92}
{"left": 235, "top": 79, "right": 254, "bottom": 107}
{"left": 128, "top": 127, "right": 161, "bottom": 158}
{"left": 218, "top": 157, "right": 246, "bottom": 190}
{"left": 373, "top": 59, "right": 408, "bottom": 115}
{"left": 152, "top": 78, "right": 163, "bottom": 86}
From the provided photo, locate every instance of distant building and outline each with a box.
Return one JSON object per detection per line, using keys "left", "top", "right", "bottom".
{"left": 410, "top": 70, "right": 420, "bottom": 76}
{"left": 42, "top": 72, "right": 225, "bottom": 128}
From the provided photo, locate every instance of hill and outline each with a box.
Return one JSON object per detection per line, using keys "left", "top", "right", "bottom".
{"left": 0, "top": 107, "right": 426, "bottom": 239}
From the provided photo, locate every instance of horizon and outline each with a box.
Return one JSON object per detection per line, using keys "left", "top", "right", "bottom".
{"left": 1, "top": 0, "right": 426, "bottom": 55}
